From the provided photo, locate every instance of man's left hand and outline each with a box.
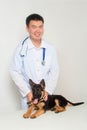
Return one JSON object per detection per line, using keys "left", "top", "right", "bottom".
{"left": 44, "top": 91, "right": 48, "bottom": 101}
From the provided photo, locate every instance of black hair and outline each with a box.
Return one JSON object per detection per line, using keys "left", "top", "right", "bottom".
{"left": 26, "top": 13, "right": 44, "bottom": 26}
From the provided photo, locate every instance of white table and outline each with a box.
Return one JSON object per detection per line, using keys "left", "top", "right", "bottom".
{"left": 0, "top": 103, "right": 87, "bottom": 130}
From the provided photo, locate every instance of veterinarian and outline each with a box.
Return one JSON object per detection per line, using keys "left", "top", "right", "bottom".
{"left": 9, "top": 13, "right": 60, "bottom": 110}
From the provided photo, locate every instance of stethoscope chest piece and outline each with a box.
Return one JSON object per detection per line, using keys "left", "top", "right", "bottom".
{"left": 42, "top": 60, "right": 45, "bottom": 65}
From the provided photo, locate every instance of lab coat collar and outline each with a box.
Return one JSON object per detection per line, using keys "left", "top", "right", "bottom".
{"left": 27, "top": 37, "right": 47, "bottom": 49}
{"left": 20, "top": 37, "right": 47, "bottom": 57}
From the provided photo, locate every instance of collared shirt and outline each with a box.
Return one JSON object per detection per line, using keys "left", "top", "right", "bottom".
{"left": 9, "top": 37, "right": 59, "bottom": 97}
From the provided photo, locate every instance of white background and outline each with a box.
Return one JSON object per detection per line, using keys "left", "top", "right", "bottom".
{"left": 0, "top": 0, "right": 87, "bottom": 113}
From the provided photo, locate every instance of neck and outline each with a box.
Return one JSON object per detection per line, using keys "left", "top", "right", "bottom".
{"left": 30, "top": 38, "right": 41, "bottom": 48}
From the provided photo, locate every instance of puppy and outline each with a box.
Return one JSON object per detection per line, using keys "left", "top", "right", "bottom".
{"left": 23, "top": 79, "right": 84, "bottom": 119}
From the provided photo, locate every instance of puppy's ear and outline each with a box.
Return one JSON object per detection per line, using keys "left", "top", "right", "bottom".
{"left": 29, "top": 79, "right": 35, "bottom": 87}
{"left": 40, "top": 79, "right": 45, "bottom": 89}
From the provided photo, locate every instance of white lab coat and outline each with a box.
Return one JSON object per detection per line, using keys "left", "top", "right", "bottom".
{"left": 9, "top": 37, "right": 59, "bottom": 109}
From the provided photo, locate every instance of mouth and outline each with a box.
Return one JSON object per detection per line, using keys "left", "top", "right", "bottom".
{"left": 35, "top": 33, "right": 40, "bottom": 36}
{"left": 33, "top": 33, "right": 42, "bottom": 38}
{"left": 33, "top": 98, "right": 38, "bottom": 104}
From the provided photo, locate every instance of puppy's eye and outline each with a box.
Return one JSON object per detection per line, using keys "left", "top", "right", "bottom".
{"left": 37, "top": 88, "right": 40, "bottom": 91}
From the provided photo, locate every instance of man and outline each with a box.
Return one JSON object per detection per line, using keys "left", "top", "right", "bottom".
{"left": 9, "top": 13, "right": 59, "bottom": 109}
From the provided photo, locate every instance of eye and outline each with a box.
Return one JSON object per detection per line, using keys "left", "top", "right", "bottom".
{"left": 37, "top": 88, "right": 40, "bottom": 91}
{"left": 32, "top": 25, "right": 37, "bottom": 29}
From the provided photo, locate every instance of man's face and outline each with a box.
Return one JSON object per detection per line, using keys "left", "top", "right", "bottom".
{"left": 26, "top": 20, "right": 44, "bottom": 41}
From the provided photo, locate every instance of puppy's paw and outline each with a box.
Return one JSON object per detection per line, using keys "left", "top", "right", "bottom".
{"left": 51, "top": 107, "right": 55, "bottom": 111}
{"left": 30, "top": 114, "right": 37, "bottom": 119}
{"left": 23, "top": 113, "right": 30, "bottom": 118}
{"left": 54, "top": 110, "right": 60, "bottom": 113}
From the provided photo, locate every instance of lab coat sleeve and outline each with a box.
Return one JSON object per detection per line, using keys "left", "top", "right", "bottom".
{"left": 45, "top": 48, "right": 60, "bottom": 94}
{"left": 9, "top": 45, "right": 31, "bottom": 97}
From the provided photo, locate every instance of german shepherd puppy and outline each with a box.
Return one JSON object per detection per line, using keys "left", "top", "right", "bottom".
{"left": 23, "top": 79, "right": 84, "bottom": 119}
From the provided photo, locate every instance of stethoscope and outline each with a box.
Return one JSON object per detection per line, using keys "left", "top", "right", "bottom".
{"left": 41, "top": 48, "right": 45, "bottom": 65}
{"left": 21, "top": 37, "right": 46, "bottom": 66}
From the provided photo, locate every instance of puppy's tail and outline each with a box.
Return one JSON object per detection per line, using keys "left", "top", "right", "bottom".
{"left": 68, "top": 101, "right": 84, "bottom": 106}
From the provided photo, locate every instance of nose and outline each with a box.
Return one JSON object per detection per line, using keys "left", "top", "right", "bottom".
{"left": 36, "top": 27, "right": 40, "bottom": 33}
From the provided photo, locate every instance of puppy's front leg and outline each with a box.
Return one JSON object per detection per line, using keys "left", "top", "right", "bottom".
{"left": 30, "top": 109, "right": 45, "bottom": 118}
{"left": 23, "top": 104, "right": 35, "bottom": 118}
{"left": 30, "top": 102, "right": 45, "bottom": 118}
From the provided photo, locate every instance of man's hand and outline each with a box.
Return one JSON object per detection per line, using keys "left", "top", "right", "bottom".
{"left": 27, "top": 92, "right": 33, "bottom": 103}
{"left": 44, "top": 91, "right": 48, "bottom": 101}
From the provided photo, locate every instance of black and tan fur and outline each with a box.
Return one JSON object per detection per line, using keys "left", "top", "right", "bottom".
{"left": 23, "top": 79, "right": 84, "bottom": 119}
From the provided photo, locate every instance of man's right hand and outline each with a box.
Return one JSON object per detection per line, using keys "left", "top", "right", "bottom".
{"left": 27, "top": 92, "right": 33, "bottom": 103}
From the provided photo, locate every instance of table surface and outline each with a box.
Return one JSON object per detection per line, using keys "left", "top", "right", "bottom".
{"left": 0, "top": 103, "right": 87, "bottom": 130}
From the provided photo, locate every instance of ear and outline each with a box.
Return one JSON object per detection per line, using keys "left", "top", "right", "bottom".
{"left": 40, "top": 79, "right": 45, "bottom": 89}
{"left": 29, "top": 79, "right": 35, "bottom": 87}
{"left": 26, "top": 25, "right": 30, "bottom": 33}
